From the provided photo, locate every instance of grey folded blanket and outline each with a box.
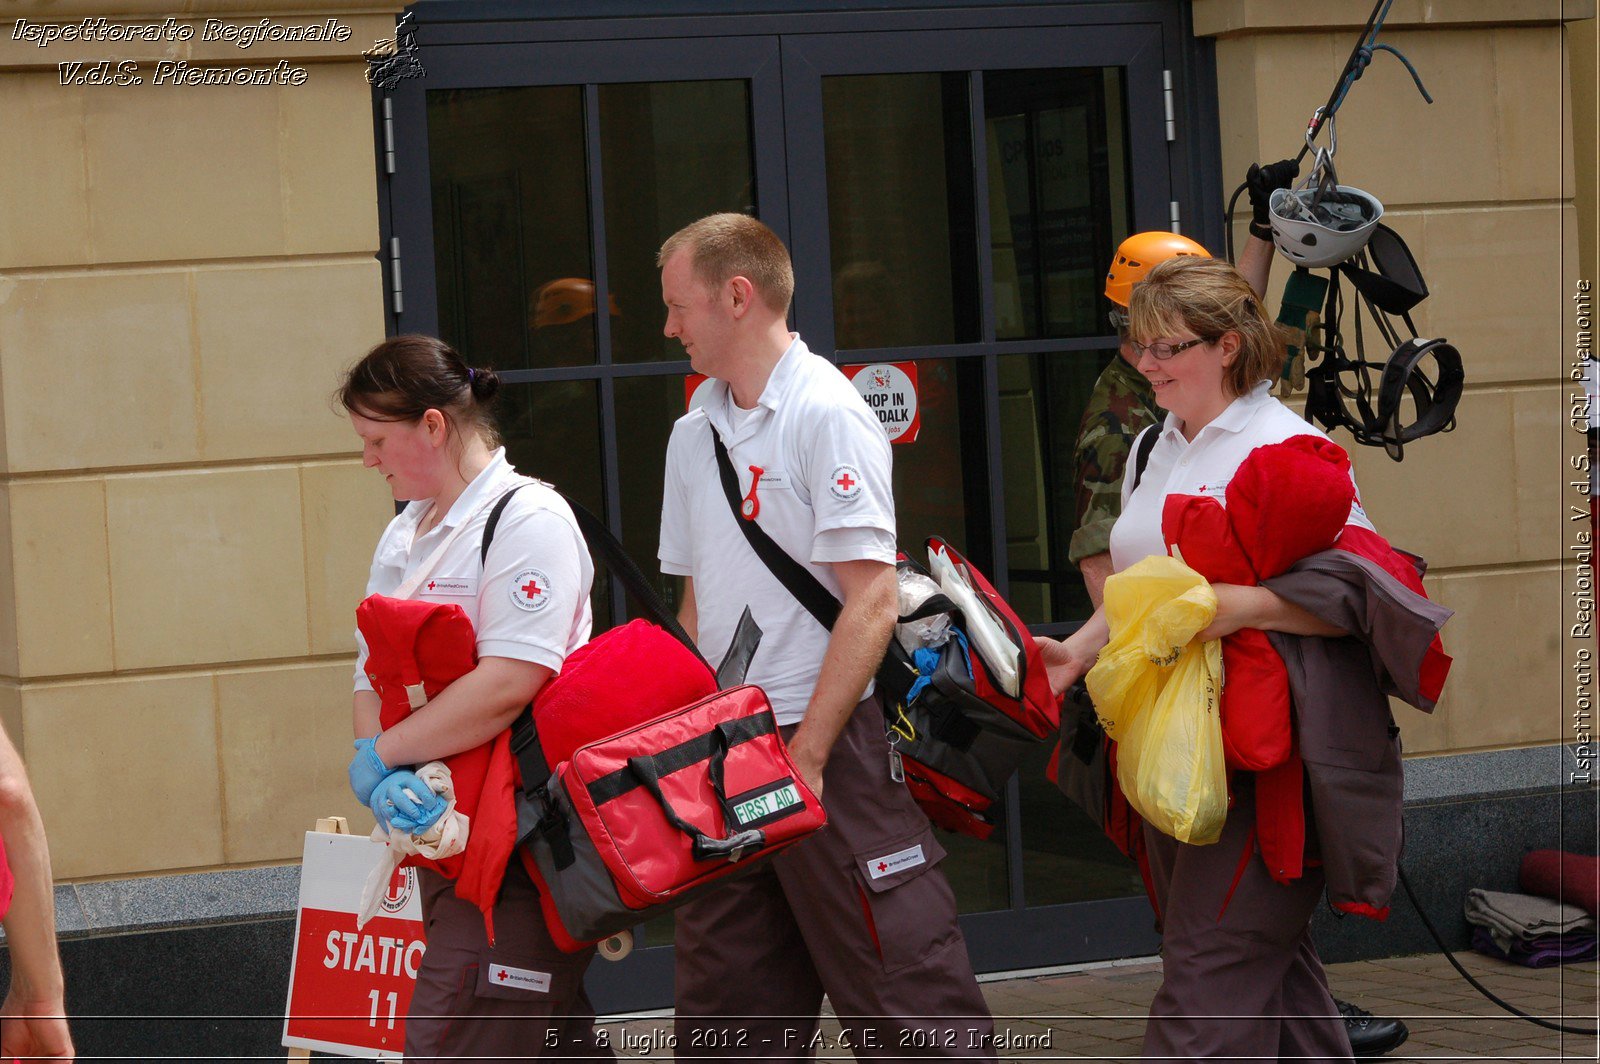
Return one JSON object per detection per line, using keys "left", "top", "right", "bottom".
{"left": 1465, "top": 888, "right": 1597, "bottom": 953}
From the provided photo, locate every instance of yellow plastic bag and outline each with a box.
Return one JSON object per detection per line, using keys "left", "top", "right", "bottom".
{"left": 1116, "top": 636, "right": 1228, "bottom": 845}
{"left": 1086, "top": 555, "right": 1217, "bottom": 742}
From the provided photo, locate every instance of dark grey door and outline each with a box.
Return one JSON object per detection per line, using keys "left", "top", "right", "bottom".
{"left": 384, "top": 5, "right": 1190, "bottom": 1010}
{"left": 775, "top": 22, "right": 1170, "bottom": 974}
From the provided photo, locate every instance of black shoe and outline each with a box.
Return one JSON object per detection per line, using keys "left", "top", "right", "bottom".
{"left": 1338, "top": 998, "right": 1409, "bottom": 1059}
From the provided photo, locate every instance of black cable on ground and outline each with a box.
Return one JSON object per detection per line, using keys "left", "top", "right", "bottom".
{"left": 1397, "top": 864, "right": 1599, "bottom": 1036}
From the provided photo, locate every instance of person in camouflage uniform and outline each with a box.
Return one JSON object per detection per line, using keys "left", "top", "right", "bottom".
{"left": 1069, "top": 230, "right": 1214, "bottom": 606}
{"left": 1067, "top": 354, "right": 1163, "bottom": 574}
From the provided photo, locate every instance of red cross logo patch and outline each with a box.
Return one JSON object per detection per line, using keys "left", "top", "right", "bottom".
{"left": 828, "top": 463, "right": 864, "bottom": 503}
{"left": 509, "top": 567, "right": 553, "bottom": 613}
{"left": 379, "top": 866, "right": 415, "bottom": 914}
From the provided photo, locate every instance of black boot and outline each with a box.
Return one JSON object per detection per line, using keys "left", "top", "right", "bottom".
{"left": 1338, "top": 998, "right": 1409, "bottom": 1059}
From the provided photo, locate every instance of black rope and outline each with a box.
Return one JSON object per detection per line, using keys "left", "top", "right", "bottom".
{"left": 1223, "top": 181, "right": 1249, "bottom": 264}
{"left": 1229, "top": 0, "right": 1434, "bottom": 249}
{"left": 1296, "top": 0, "right": 1391, "bottom": 166}
{"left": 1397, "top": 864, "right": 1599, "bottom": 1036}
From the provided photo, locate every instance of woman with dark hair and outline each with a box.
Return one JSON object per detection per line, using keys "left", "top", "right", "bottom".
{"left": 339, "top": 334, "right": 613, "bottom": 1061}
{"left": 1036, "top": 257, "right": 1376, "bottom": 1062}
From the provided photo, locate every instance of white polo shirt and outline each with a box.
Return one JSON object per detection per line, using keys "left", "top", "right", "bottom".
{"left": 659, "top": 336, "right": 896, "bottom": 725}
{"left": 1110, "top": 381, "right": 1377, "bottom": 573}
{"left": 353, "top": 448, "right": 594, "bottom": 693}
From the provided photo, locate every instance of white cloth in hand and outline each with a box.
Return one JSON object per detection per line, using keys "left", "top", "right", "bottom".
{"left": 356, "top": 761, "right": 469, "bottom": 928}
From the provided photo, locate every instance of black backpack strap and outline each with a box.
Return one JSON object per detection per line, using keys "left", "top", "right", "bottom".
{"left": 479, "top": 483, "right": 707, "bottom": 670}
{"left": 476, "top": 487, "right": 556, "bottom": 813}
{"left": 709, "top": 424, "right": 842, "bottom": 633}
{"left": 475, "top": 485, "right": 565, "bottom": 859}
{"left": 480, "top": 485, "right": 523, "bottom": 566}
{"left": 560, "top": 493, "right": 707, "bottom": 669}
{"left": 1130, "top": 426, "right": 1159, "bottom": 493}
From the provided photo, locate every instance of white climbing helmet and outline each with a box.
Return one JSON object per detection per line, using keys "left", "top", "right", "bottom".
{"left": 1267, "top": 151, "right": 1384, "bottom": 269}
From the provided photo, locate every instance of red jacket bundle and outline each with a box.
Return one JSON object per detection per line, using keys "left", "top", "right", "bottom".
{"left": 1162, "top": 435, "right": 1356, "bottom": 772}
{"left": 1157, "top": 436, "right": 1449, "bottom": 898}
{"left": 357, "top": 595, "right": 516, "bottom": 940}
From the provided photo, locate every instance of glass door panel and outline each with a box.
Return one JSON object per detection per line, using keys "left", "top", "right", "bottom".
{"left": 984, "top": 64, "right": 1139, "bottom": 917}
{"left": 897, "top": 359, "right": 992, "bottom": 577}
{"left": 614, "top": 374, "right": 697, "bottom": 617}
{"left": 501, "top": 379, "right": 612, "bottom": 628}
{"left": 997, "top": 349, "right": 1118, "bottom": 625}
{"left": 821, "top": 73, "right": 979, "bottom": 350}
{"left": 601, "top": 80, "right": 758, "bottom": 364}
{"left": 427, "top": 86, "right": 596, "bottom": 369}
{"left": 1019, "top": 737, "right": 1146, "bottom": 906}
{"left": 985, "top": 65, "right": 1134, "bottom": 624}
{"left": 985, "top": 68, "right": 1132, "bottom": 340}
{"left": 788, "top": 25, "right": 1166, "bottom": 930}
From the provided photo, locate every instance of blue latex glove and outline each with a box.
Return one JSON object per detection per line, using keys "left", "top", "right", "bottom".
{"left": 370, "top": 770, "right": 448, "bottom": 835}
{"left": 348, "top": 736, "right": 391, "bottom": 804}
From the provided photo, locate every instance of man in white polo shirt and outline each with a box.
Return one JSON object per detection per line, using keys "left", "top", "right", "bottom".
{"left": 657, "top": 213, "right": 995, "bottom": 1061}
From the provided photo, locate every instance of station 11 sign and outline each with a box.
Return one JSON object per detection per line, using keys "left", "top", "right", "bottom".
{"left": 282, "top": 831, "right": 425, "bottom": 1059}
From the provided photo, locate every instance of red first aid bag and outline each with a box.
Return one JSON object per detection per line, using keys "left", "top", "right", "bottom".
{"left": 517, "top": 684, "right": 824, "bottom": 951}
{"left": 506, "top": 492, "right": 826, "bottom": 953}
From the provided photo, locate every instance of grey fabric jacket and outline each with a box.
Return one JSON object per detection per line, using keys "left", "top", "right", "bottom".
{"left": 1262, "top": 548, "right": 1453, "bottom": 919}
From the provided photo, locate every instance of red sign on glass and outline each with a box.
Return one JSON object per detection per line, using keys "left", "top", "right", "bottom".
{"left": 842, "top": 362, "right": 920, "bottom": 444}
{"left": 684, "top": 361, "right": 920, "bottom": 445}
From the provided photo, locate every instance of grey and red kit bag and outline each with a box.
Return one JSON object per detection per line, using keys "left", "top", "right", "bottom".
{"left": 505, "top": 492, "right": 825, "bottom": 953}
{"left": 874, "top": 540, "right": 1059, "bottom": 839}
{"left": 708, "top": 426, "right": 1058, "bottom": 840}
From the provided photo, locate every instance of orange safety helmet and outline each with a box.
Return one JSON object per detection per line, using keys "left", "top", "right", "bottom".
{"left": 531, "top": 278, "right": 622, "bottom": 329}
{"left": 1103, "top": 232, "right": 1212, "bottom": 308}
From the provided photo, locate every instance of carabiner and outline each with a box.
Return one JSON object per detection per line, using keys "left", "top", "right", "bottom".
{"left": 1304, "top": 106, "right": 1337, "bottom": 158}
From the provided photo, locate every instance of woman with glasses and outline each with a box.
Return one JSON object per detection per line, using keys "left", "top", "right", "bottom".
{"left": 1037, "top": 256, "right": 1372, "bottom": 1062}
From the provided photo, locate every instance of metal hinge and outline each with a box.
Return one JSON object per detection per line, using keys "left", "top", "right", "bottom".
{"left": 389, "top": 236, "right": 404, "bottom": 315}
{"left": 1170, "top": 201, "right": 1182, "bottom": 235}
{"left": 379, "top": 97, "right": 395, "bottom": 174}
{"left": 1163, "top": 69, "right": 1176, "bottom": 142}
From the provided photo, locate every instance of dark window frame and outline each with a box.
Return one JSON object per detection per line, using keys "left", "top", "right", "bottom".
{"left": 381, "top": 0, "right": 1220, "bottom": 1009}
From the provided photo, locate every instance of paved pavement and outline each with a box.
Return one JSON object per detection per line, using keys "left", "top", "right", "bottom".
{"left": 599, "top": 950, "right": 1599, "bottom": 1060}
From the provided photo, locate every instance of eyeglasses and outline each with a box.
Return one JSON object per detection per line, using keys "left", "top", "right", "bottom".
{"left": 1128, "top": 336, "right": 1216, "bottom": 361}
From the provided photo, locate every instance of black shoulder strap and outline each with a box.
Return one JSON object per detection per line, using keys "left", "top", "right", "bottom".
{"left": 1131, "top": 426, "right": 1159, "bottom": 493}
{"left": 486, "top": 479, "right": 720, "bottom": 855}
{"left": 480, "top": 486, "right": 522, "bottom": 566}
{"left": 479, "top": 482, "right": 708, "bottom": 670}
{"left": 709, "top": 424, "right": 842, "bottom": 633}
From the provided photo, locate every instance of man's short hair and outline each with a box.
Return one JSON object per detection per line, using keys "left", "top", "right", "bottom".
{"left": 658, "top": 213, "right": 795, "bottom": 314}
